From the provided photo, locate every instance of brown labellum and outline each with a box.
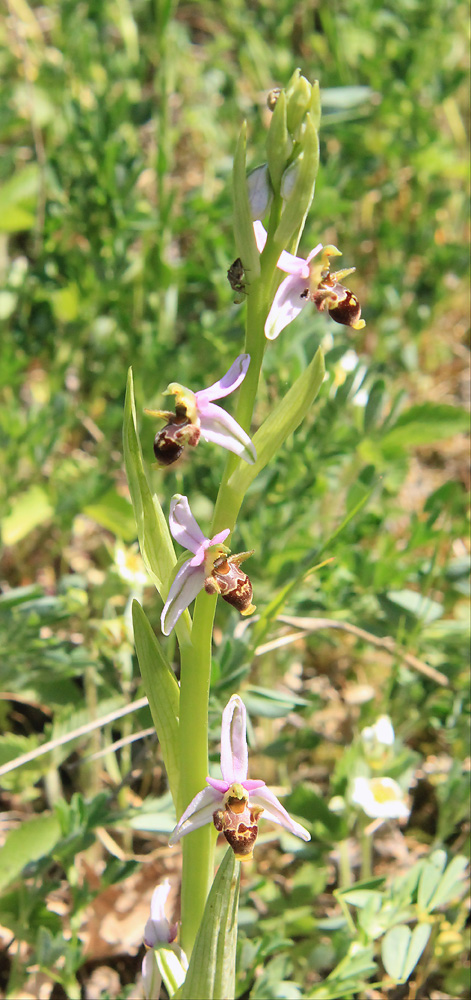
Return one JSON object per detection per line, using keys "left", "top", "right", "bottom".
{"left": 328, "top": 289, "right": 363, "bottom": 329}
{"left": 153, "top": 418, "right": 200, "bottom": 466}
{"left": 205, "top": 551, "right": 256, "bottom": 616}
{"left": 213, "top": 801, "right": 264, "bottom": 862}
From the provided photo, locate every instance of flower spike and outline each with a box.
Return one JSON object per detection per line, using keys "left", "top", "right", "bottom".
{"left": 254, "top": 222, "right": 365, "bottom": 339}
{"left": 161, "top": 496, "right": 256, "bottom": 635}
{"left": 146, "top": 354, "right": 256, "bottom": 465}
{"left": 169, "top": 695, "right": 310, "bottom": 860}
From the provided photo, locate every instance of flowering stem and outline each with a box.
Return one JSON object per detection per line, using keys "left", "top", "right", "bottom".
{"left": 179, "top": 592, "right": 217, "bottom": 955}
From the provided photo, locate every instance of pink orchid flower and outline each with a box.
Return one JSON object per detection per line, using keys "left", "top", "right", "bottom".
{"left": 254, "top": 221, "right": 365, "bottom": 340}
{"left": 161, "top": 495, "right": 231, "bottom": 635}
{"left": 169, "top": 695, "right": 311, "bottom": 860}
{"left": 161, "top": 496, "right": 255, "bottom": 635}
{"left": 142, "top": 881, "right": 187, "bottom": 1000}
{"left": 146, "top": 354, "right": 256, "bottom": 465}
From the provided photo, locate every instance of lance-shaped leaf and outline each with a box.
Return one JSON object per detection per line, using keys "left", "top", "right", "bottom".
{"left": 228, "top": 347, "right": 325, "bottom": 496}
{"left": 275, "top": 114, "right": 319, "bottom": 249}
{"left": 233, "top": 125, "right": 260, "bottom": 280}
{"left": 123, "top": 368, "right": 176, "bottom": 594}
{"left": 132, "top": 599, "right": 180, "bottom": 809}
{"left": 179, "top": 849, "right": 240, "bottom": 1000}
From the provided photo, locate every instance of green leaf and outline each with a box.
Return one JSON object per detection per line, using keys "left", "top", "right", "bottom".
{"left": 232, "top": 124, "right": 260, "bottom": 280}
{"left": 0, "top": 814, "right": 61, "bottom": 892}
{"left": 381, "top": 924, "right": 411, "bottom": 980}
{"left": 0, "top": 206, "right": 35, "bottom": 232}
{"left": 84, "top": 488, "right": 137, "bottom": 541}
{"left": 384, "top": 588, "right": 443, "bottom": 624}
{"left": 179, "top": 849, "right": 240, "bottom": 1000}
{"left": 417, "top": 854, "right": 447, "bottom": 909}
{"left": 0, "top": 164, "right": 40, "bottom": 213}
{"left": 401, "top": 924, "right": 431, "bottom": 981}
{"left": 132, "top": 599, "right": 180, "bottom": 809}
{"left": 381, "top": 403, "right": 469, "bottom": 449}
{"left": 382, "top": 922, "right": 431, "bottom": 983}
{"left": 2, "top": 485, "right": 53, "bottom": 545}
{"left": 123, "top": 368, "right": 176, "bottom": 593}
{"left": 426, "top": 855, "right": 468, "bottom": 911}
{"left": 275, "top": 115, "right": 319, "bottom": 248}
{"left": 228, "top": 348, "right": 325, "bottom": 496}
{"left": 363, "top": 379, "right": 386, "bottom": 432}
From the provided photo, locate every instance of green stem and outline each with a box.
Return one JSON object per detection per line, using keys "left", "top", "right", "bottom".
{"left": 179, "top": 592, "right": 217, "bottom": 955}
{"left": 338, "top": 838, "right": 353, "bottom": 889}
{"left": 360, "top": 824, "right": 373, "bottom": 880}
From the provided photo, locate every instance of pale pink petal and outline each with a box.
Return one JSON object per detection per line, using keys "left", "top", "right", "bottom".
{"left": 161, "top": 561, "right": 205, "bottom": 635}
{"left": 250, "top": 786, "right": 311, "bottom": 841}
{"left": 242, "top": 779, "right": 266, "bottom": 791}
{"left": 206, "top": 777, "right": 230, "bottom": 793}
{"left": 199, "top": 403, "right": 256, "bottom": 464}
{"left": 265, "top": 274, "right": 310, "bottom": 340}
{"left": 306, "top": 243, "right": 323, "bottom": 263}
{"left": 276, "top": 250, "right": 310, "bottom": 277}
{"left": 220, "top": 695, "right": 248, "bottom": 783}
{"left": 195, "top": 354, "right": 250, "bottom": 404}
{"left": 209, "top": 528, "right": 231, "bottom": 547}
{"left": 169, "top": 786, "right": 222, "bottom": 845}
{"left": 169, "top": 494, "right": 206, "bottom": 553}
{"left": 144, "top": 881, "right": 172, "bottom": 946}
{"left": 253, "top": 220, "right": 268, "bottom": 252}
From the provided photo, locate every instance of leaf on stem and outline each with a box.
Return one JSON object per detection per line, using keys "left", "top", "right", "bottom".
{"left": 228, "top": 347, "right": 325, "bottom": 496}
{"left": 132, "top": 599, "right": 181, "bottom": 809}
{"left": 123, "top": 368, "right": 176, "bottom": 594}
{"left": 179, "top": 848, "right": 240, "bottom": 1000}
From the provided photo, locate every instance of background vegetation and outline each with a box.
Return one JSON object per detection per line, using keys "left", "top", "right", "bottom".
{"left": 0, "top": 1, "right": 469, "bottom": 997}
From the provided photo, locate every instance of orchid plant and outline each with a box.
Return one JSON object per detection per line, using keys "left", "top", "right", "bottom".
{"left": 124, "top": 70, "right": 367, "bottom": 998}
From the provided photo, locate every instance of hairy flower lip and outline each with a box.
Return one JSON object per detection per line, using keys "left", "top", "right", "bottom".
{"left": 169, "top": 695, "right": 311, "bottom": 851}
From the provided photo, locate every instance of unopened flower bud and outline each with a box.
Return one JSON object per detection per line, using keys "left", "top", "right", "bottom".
{"left": 247, "top": 164, "right": 273, "bottom": 221}
{"left": 286, "top": 71, "right": 313, "bottom": 137}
